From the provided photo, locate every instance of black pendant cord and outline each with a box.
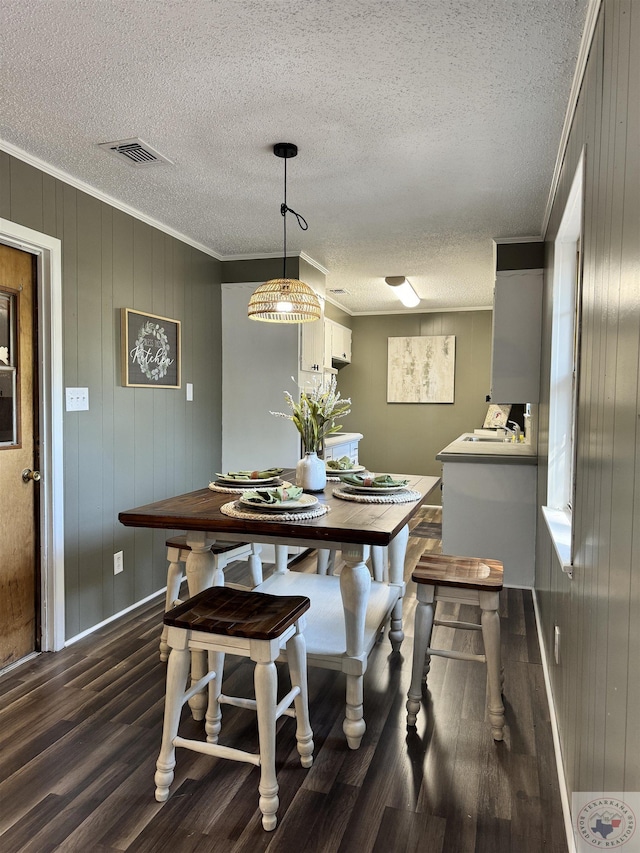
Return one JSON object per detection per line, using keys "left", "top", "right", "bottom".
{"left": 280, "top": 153, "right": 308, "bottom": 279}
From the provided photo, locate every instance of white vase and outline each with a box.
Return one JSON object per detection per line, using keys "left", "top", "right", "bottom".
{"left": 295, "top": 451, "right": 326, "bottom": 492}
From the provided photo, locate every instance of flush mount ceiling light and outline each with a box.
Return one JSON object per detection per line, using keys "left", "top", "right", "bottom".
{"left": 385, "top": 276, "right": 421, "bottom": 308}
{"left": 248, "top": 143, "right": 321, "bottom": 323}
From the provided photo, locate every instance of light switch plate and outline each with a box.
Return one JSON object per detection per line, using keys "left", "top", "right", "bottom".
{"left": 66, "top": 387, "right": 89, "bottom": 411}
{"left": 186, "top": 382, "right": 193, "bottom": 402}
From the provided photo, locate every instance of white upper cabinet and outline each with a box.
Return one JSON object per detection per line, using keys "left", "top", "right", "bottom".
{"left": 299, "top": 299, "right": 325, "bottom": 373}
{"left": 332, "top": 322, "right": 352, "bottom": 363}
{"left": 490, "top": 270, "right": 543, "bottom": 403}
{"left": 324, "top": 318, "right": 352, "bottom": 365}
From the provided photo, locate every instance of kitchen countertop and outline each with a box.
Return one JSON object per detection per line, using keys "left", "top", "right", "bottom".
{"left": 436, "top": 433, "right": 538, "bottom": 465}
{"left": 325, "top": 432, "right": 363, "bottom": 446}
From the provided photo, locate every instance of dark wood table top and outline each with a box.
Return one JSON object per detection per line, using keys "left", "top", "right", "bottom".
{"left": 118, "top": 471, "right": 441, "bottom": 548}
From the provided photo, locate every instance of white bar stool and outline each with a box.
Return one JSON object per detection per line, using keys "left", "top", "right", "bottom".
{"left": 155, "top": 585, "right": 314, "bottom": 831}
{"left": 406, "top": 553, "right": 505, "bottom": 741}
{"left": 159, "top": 535, "right": 263, "bottom": 661}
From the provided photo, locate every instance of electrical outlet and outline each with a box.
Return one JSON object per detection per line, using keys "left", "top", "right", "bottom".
{"left": 114, "top": 551, "right": 124, "bottom": 575}
{"left": 554, "top": 625, "right": 561, "bottom": 664}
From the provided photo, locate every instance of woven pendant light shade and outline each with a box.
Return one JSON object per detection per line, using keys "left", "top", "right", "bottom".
{"left": 248, "top": 142, "right": 320, "bottom": 323}
{"left": 248, "top": 277, "right": 321, "bottom": 323}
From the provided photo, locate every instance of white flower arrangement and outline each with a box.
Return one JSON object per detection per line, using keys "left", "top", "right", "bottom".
{"left": 271, "top": 376, "right": 351, "bottom": 454}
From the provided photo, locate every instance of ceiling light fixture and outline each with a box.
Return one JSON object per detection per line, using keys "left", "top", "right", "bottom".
{"left": 385, "top": 276, "right": 420, "bottom": 308}
{"left": 248, "top": 143, "right": 321, "bottom": 323}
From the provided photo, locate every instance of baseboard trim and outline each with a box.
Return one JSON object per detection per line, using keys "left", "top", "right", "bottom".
{"left": 65, "top": 587, "right": 167, "bottom": 647}
{"left": 532, "top": 588, "right": 575, "bottom": 853}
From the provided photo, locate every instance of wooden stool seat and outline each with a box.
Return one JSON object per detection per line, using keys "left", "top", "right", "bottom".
{"left": 159, "top": 534, "right": 263, "bottom": 661}
{"left": 406, "top": 554, "right": 505, "bottom": 740}
{"left": 155, "top": 586, "right": 314, "bottom": 831}
{"left": 412, "top": 554, "right": 504, "bottom": 591}
{"left": 163, "top": 585, "right": 311, "bottom": 640}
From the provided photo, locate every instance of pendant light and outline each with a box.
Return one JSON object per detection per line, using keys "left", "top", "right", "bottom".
{"left": 248, "top": 143, "right": 321, "bottom": 323}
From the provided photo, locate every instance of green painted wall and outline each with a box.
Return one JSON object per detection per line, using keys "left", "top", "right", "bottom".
{"left": 536, "top": 0, "right": 640, "bottom": 796}
{"left": 221, "top": 256, "right": 297, "bottom": 283}
{"left": 324, "top": 300, "right": 352, "bottom": 327}
{"left": 0, "top": 152, "right": 222, "bottom": 639}
{"left": 337, "top": 311, "right": 492, "bottom": 486}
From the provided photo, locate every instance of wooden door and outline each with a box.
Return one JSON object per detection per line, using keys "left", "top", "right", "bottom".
{"left": 0, "top": 243, "right": 39, "bottom": 668}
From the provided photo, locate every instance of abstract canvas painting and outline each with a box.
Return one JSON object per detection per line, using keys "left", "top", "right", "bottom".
{"left": 387, "top": 335, "right": 455, "bottom": 403}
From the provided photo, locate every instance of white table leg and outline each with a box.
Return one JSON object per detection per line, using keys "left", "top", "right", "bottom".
{"left": 406, "top": 584, "right": 435, "bottom": 726}
{"left": 184, "top": 533, "right": 216, "bottom": 720}
{"left": 339, "top": 543, "right": 371, "bottom": 749}
{"left": 184, "top": 532, "right": 216, "bottom": 594}
{"left": 370, "top": 546, "right": 385, "bottom": 581}
{"left": 387, "top": 523, "right": 409, "bottom": 651}
{"left": 316, "top": 548, "right": 333, "bottom": 575}
{"left": 248, "top": 543, "right": 263, "bottom": 587}
{"left": 274, "top": 544, "right": 288, "bottom": 574}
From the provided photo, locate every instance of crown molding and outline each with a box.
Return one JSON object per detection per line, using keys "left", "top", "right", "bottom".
{"left": 324, "top": 292, "right": 353, "bottom": 315}
{"left": 493, "top": 236, "right": 543, "bottom": 244}
{"left": 541, "top": 0, "right": 602, "bottom": 236}
{"left": 221, "top": 249, "right": 329, "bottom": 276}
{"left": 0, "top": 138, "right": 224, "bottom": 259}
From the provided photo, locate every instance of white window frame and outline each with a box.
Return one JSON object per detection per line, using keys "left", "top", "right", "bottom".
{"left": 542, "top": 149, "right": 584, "bottom": 577}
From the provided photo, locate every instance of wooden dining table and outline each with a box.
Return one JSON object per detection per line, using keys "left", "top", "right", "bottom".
{"left": 119, "top": 470, "right": 440, "bottom": 749}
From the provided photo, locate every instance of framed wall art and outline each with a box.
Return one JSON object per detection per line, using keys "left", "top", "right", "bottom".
{"left": 121, "top": 308, "right": 181, "bottom": 388}
{"left": 387, "top": 335, "right": 455, "bottom": 403}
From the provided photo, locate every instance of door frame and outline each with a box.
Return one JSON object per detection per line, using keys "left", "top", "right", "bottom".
{"left": 0, "top": 218, "right": 64, "bottom": 652}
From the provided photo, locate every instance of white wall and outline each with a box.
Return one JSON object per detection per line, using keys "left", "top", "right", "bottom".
{"left": 221, "top": 282, "right": 300, "bottom": 472}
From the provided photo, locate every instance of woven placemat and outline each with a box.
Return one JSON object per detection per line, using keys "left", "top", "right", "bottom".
{"left": 220, "top": 500, "right": 329, "bottom": 522}
{"left": 208, "top": 480, "right": 290, "bottom": 495}
{"left": 332, "top": 487, "right": 422, "bottom": 504}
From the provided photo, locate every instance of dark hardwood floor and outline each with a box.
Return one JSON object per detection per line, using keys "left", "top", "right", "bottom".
{"left": 0, "top": 508, "right": 567, "bottom": 852}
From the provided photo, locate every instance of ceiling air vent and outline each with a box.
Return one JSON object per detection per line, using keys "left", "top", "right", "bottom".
{"left": 329, "top": 288, "right": 350, "bottom": 295}
{"left": 98, "top": 138, "right": 173, "bottom": 167}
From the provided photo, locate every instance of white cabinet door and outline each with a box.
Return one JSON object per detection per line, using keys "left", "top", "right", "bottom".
{"left": 323, "top": 320, "right": 333, "bottom": 369}
{"left": 334, "top": 324, "right": 352, "bottom": 363}
{"left": 490, "top": 270, "right": 543, "bottom": 403}
{"left": 299, "top": 307, "right": 325, "bottom": 374}
{"left": 326, "top": 320, "right": 352, "bottom": 363}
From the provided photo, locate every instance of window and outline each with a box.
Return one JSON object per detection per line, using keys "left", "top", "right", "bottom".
{"left": 0, "top": 291, "right": 17, "bottom": 445}
{"left": 543, "top": 150, "right": 584, "bottom": 574}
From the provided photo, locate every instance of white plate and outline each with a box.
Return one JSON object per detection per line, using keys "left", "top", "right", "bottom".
{"left": 238, "top": 493, "right": 319, "bottom": 512}
{"left": 216, "top": 475, "right": 282, "bottom": 486}
{"left": 325, "top": 464, "right": 365, "bottom": 475}
{"left": 340, "top": 483, "right": 408, "bottom": 494}
{"left": 210, "top": 479, "right": 292, "bottom": 490}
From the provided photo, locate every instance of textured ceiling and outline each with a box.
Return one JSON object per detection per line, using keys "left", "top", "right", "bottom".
{"left": 0, "top": 0, "right": 589, "bottom": 314}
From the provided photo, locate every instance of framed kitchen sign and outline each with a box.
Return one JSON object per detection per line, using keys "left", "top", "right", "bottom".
{"left": 121, "top": 308, "right": 181, "bottom": 388}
